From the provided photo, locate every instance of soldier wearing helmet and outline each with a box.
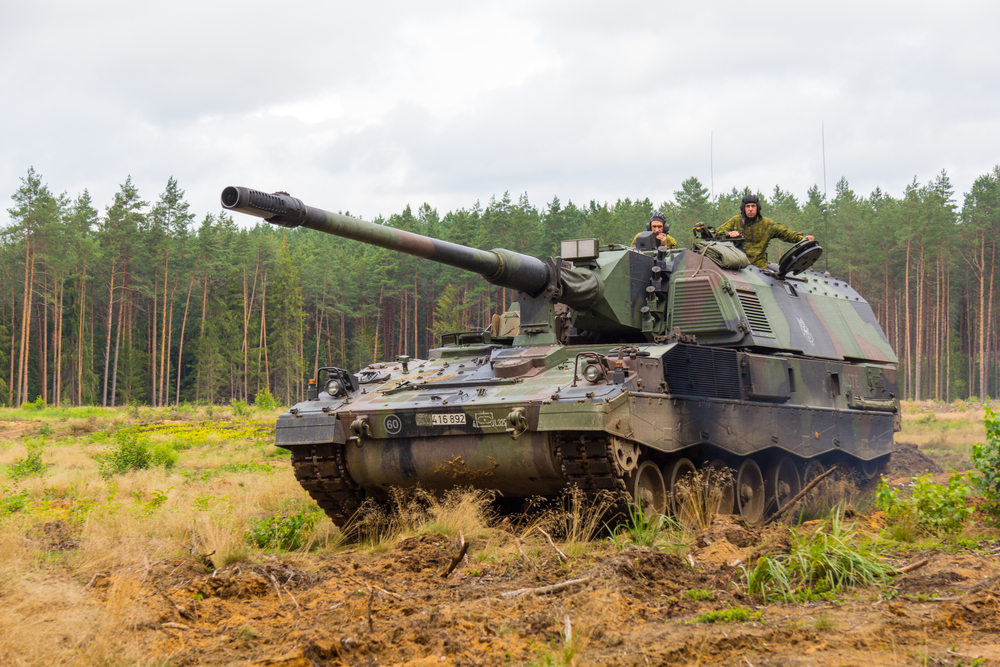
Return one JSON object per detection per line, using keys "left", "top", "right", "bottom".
{"left": 630, "top": 210, "right": 677, "bottom": 249}
{"left": 716, "top": 194, "right": 814, "bottom": 269}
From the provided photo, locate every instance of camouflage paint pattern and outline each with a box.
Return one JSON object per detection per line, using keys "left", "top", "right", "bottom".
{"left": 224, "top": 187, "right": 899, "bottom": 518}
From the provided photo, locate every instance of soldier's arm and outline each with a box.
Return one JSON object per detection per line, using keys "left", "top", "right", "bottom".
{"left": 663, "top": 234, "right": 678, "bottom": 249}
{"left": 629, "top": 232, "right": 640, "bottom": 248}
{"left": 716, "top": 219, "right": 737, "bottom": 236}
{"left": 767, "top": 220, "right": 805, "bottom": 244}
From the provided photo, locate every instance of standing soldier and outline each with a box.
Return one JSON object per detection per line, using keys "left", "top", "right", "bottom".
{"left": 717, "top": 194, "right": 814, "bottom": 269}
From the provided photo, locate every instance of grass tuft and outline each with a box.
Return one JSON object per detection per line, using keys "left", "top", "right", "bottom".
{"left": 745, "top": 506, "right": 893, "bottom": 602}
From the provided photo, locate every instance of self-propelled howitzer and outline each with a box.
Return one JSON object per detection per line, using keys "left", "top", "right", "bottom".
{"left": 223, "top": 186, "right": 901, "bottom": 526}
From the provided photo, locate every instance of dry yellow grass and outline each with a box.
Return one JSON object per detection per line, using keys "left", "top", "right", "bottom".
{"left": 0, "top": 405, "right": 343, "bottom": 665}
{"left": 899, "top": 400, "right": 988, "bottom": 470}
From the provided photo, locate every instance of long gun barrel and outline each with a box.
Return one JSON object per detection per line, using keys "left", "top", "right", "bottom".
{"left": 222, "top": 186, "right": 551, "bottom": 296}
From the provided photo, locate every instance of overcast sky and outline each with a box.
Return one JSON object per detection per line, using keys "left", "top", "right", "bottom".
{"left": 3, "top": 1, "right": 998, "bottom": 227}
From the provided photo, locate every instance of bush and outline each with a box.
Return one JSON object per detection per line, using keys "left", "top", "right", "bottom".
{"left": 0, "top": 486, "right": 31, "bottom": 515}
{"left": 150, "top": 443, "right": 179, "bottom": 470}
{"left": 253, "top": 388, "right": 279, "bottom": 410}
{"left": 245, "top": 510, "right": 319, "bottom": 551}
{"left": 876, "top": 472, "right": 974, "bottom": 535}
{"left": 21, "top": 396, "right": 45, "bottom": 411}
{"left": 95, "top": 428, "right": 153, "bottom": 480}
{"left": 8, "top": 440, "right": 47, "bottom": 481}
{"left": 230, "top": 400, "right": 252, "bottom": 418}
{"left": 971, "top": 407, "right": 1000, "bottom": 522}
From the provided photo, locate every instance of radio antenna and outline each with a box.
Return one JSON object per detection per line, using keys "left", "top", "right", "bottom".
{"left": 822, "top": 121, "right": 829, "bottom": 272}
{"left": 711, "top": 131, "right": 719, "bottom": 225}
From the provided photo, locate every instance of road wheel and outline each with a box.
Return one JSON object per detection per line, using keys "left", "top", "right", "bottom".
{"left": 632, "top": 460, "right": 667, "bottom": 515}
{"left": 667, "top": 458, "right": 697, "bottom": 524}
{"left": 802, "top": 459, "right": 825, "bottom": 484}
{"left": 703, "top": 459, "right": 735, "bottom": 516}
{"left": 767, "top": 456, "right": 802, "bottom": 515}
{"left": 736, "top": 459, "right": 765, "bottom": 524}
{"left": 860, "top": 455, "right": 889, "bottom": 480}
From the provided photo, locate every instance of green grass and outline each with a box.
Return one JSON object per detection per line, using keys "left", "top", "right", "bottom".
{"left": 683, "top": 589, "right": 716, "bottom": 601}
{"left": 690, "top": 607, "right": 762, "bottom": 624}
{"left": 745, "top": 507, "right": 894, "bottom": 602}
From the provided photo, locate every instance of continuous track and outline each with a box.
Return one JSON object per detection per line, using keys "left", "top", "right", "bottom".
{"left": 290, "top": 443, "right": 365, "bottom": 527}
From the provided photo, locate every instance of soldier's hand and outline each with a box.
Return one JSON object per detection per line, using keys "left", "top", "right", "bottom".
{"left": 728, "top": 231, "right": 740, "bottom": 238}
{"left": 806, "top": 235, "right": 814, "bottom": 241}
{"left": 656, "top": 233, "right": 667, "bottom": 243}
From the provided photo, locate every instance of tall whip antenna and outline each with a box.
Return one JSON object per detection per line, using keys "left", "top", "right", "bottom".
{"left": 822, "top": 121, "right": 829, "bottom": 272}
{"left": 711, "top": 131, "right": 719, "bottom": 225}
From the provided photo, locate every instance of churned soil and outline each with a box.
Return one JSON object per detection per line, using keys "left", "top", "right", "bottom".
{"left": 20, "top": 441, "right": 1000, "bottom": 666}
{"left": 90, "top": 523, "right": 1000, "bottom": 667}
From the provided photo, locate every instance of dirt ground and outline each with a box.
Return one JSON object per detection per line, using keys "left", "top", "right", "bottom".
{"left": 11, "top": 445, "right": 1000, "bottom": 667}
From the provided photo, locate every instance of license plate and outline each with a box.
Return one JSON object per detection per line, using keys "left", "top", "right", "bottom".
{"left": 430, "top": 413, "right": 466, "bottom": 426}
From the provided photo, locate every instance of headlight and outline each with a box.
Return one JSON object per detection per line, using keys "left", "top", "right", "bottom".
{"left": 325, "top": 378, "right": 345, "bottom": 397}
{"left": 583, "top": 364, "right": 602, "bottom": 383}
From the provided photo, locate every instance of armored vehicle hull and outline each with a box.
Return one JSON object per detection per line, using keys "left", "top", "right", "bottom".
{"left": 223, "top": 187, "right": 899, "bottom": 525}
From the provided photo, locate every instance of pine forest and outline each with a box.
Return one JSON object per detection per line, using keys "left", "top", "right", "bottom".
{"left": 2, "top": 166, "right": 998, "bottom": 408}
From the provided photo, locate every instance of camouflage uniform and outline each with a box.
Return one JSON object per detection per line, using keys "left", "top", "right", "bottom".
{"left": 630, "top": 231, "right": 678, "bottom": 249}
{"left": 716, "top": 215, "right": 803, "bottom": 269}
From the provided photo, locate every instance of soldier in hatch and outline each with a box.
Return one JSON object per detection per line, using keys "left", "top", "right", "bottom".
{"left": 630, "top": 210, "right": 678, "bottom": 249}
{"left": 717, "top": 194, "right": 814, "bottom": 269}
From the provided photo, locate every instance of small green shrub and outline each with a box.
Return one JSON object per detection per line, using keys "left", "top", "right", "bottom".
{"left": 230, "top": 400, "right": 252, "bottom": 418}
{"left": 253, "top": 388, "right": 279, "bottom": 410}
{"left": 691, "top": 607, "right": 761, "bottom": 623}
{"left": 132, "top": 488, "right": 170, "bottom": 515}
{"left": 245, "top": 510, "right": 319, "bottom": 551}
{"left": 0, "top": 486, "right": 31, "bottom": 515}
{"left": 877, "top": 472, "right": 974, "bottom": 535}
{"left": 8, "top": 440, "right": 47, "bottom": 481}
{"left": 21, "top": 396, "right": 45, "bottom": 411}
{"left": 971, "top": 407, "right": 1000, "bottom": 522}
{"left": 150, "top": 443, "right": 179, "bottom": 470}
{"left": 95, "top": 428, "right": 153, "bottom": 479}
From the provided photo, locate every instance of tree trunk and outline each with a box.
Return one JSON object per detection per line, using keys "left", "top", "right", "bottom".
{"left": 915, "top": 244, "right": 924, "bottom": 401}
{"left": 176, "top": 272, "right": 196, "bottom": 405}
{"left": 159, "top": 247, "right": 169, "bottom": 406}
{"left": 166, "top": 299, "right": 175, "bottom": 406}
{"left": 313, "top": 308, "right": 322, "bottom": 380}
{"left": 195, "top": 270, "right": 209, "bottom": 402}
{"left": 257, "top": 270, "right": 268, "bottom": 393}
{"left": 979, "top": 231, "right": 987, "bottom": 400}
{"left": 41, "top": 273, "right": 48, "bottom": 404}
{"left": 110, "top": 288, "right": 126, "bottom": 407}
{"left": 55, "top": 278, "right": 64, "bottom": 406}
{"left": 414, "top": 274, "right": 418, "bottom": 359}
{"left": 151, "top": 271, "right": 159, "bottom": 406}
{"left": 78, "top": 260, "right": 87, "bottom": 406}
{"left": 17, "top": 239, "right": 35, "bottom": 405}
{"left": 372, "top": 283, "right": 384, "bottom": 362}
{"left": 986, "top": 238, "right": 996, "bottom": 399}
{"left": 904, "top": 237, "right": 912, "bottom": 400}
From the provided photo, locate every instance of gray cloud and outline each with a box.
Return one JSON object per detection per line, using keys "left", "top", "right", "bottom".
{"left": 3, "top": 1, "right": 998, "bottom": 226}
